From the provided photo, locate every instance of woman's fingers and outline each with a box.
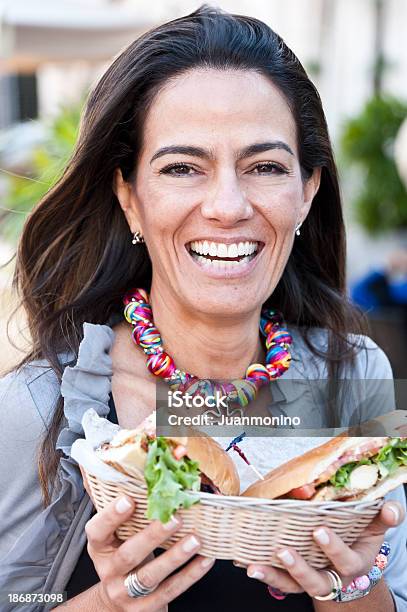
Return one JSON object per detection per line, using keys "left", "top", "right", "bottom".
{"left": 312, "top": 501, "right": 405, "bottom": 578}
{"left": 262, "top": 549, "right": 335, "bottom": 598}
{"left": 85, "top": 496, "right": 136, "bottom": 553}
{"left": 142, "top": 555, "right": 216, "bottom": 612}
{"left": 85, "top": 496, "right": 212, "bottom": 610}
{"left": 112, "top": 515, "right": 182, "bottom": 575}
{"left": 246, "top": 501, "right": 406, "bottom": 599}
{"left": 313, "top": 527, "right": 365, "bottom": 578}
{"left": 366, "top": 501, "right": 405, "bottom": 535}
{"left": 245, "top": 563, "right": 303, "bottom": 594}
{"left": 134, "top": 534, "right": 202, "bottom": 589}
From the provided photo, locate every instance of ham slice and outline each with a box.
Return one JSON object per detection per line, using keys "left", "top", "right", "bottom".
{"left": 314, "top": 437, "right": 389, "bottom": 486}
{"left": 173, "top": 444, "right": 188, "bottom": 460}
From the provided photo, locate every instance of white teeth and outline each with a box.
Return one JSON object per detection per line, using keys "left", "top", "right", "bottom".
{"left": 217, "top": 243, "right": 228, "bottom": 257}
{"left": 209, "top": 242, "right": 217, "bottom": 257}
{"left": 237, "top": 242, "right": 246, "bottom": 256}
{"left": 227, "top": 243, "right": 238, "bottom": 257}
{"left": 191, "top": 252, "right": 254, "bottom": 270}
{"left": 189, "top": 240, "right": 259, "bottom": 259}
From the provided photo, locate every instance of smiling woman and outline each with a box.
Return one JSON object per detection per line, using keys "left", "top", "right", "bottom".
{"left": 0, "top": 5, "right": 406, "bottom": 612}
{"left": 113, "top": 67, "right": 320, "bottom": 341}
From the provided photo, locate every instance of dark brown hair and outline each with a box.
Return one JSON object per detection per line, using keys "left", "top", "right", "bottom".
{"left": 9, "top": 5, "right": 364, "bottom": 504}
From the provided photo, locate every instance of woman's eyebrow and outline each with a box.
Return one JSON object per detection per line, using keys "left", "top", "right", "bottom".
{"left": 150, "top": 145, "right": 214, "bottom": 163}
{"left": 150, "top": 140, "right": 294, "bottom": 163}
{"left": 238, "top": 141, "right": 294, "bottom": 159}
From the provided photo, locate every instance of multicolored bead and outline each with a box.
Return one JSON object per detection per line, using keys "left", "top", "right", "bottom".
{"left": 232, "top": 379, "right": 258, "bottom": 407}
{"left": 354, "top": 575, "right": 370, "bottom": 591}
{"left": 368, "top": 566, "right": 382, "bottom": 581}
{"left": 375, "top": 554, "right": 388, "bottom": 570}
{"left": 146, "top": 351, "right": 175, "bottom": 378}
{"left": 379, "top": 542, "right": 391, "bottom": 556}
{"left": 246, "top": 363, "right": 269, "bottom": 383}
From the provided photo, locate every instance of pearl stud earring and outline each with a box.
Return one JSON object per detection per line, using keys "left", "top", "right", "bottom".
{"left": 132, "top": 231, "right": 145, "bottom": 244}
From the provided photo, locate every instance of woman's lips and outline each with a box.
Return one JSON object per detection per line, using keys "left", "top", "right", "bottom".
{"left": 185, "top": 242, "right": 264, "bottom": 278}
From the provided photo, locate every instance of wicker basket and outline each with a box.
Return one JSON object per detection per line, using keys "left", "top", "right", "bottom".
{"left": 85, "top": 469, "right": 384, "bottom": 569}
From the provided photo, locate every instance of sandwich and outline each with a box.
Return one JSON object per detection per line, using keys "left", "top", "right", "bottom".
{"left": 96, "top": 414, "right": 240, "bottom": 522}
{"left": 242, "top": 436, "right": 407, "bottom": 502}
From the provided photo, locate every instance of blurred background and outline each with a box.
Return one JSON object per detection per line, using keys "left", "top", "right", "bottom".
{"left": 1, "top": 0, "right": 407, "bottom": 380}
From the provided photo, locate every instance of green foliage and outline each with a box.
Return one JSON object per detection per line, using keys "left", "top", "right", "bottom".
{"left": 1, "top": 104, "right": 81, "bottom": 242}
{"left": 341, "top": 96, "right": 407, "bottom": 233}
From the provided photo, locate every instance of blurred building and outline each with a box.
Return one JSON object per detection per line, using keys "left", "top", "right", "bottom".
{"left": 2, "top": 0, "right": 407, "bottom": 134}
{"left": 0, "top": 0, "right": 153, "bottom": 127}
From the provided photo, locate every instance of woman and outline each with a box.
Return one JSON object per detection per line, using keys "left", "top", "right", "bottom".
{"left": 0, "top": 6, "right": 406, "bottom": 611}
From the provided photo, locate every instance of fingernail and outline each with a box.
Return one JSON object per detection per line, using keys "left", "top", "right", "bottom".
{"left": 182, "top": 535, "right": 200, "bottom": 552}
{"left": 115, "top": 496, "right": 132, "bottom": 513}
{"left": 387, "top": 504, "right": 400, "bottom": 523}
{"left": 277, "top": 550, "right": 295, "bottom": 566}
{"left": 162, "top": 516, "right": 180, "bottom": 531}
{"left": 201, "top": 557, "right": 215, "bottom": 568}
{"left": 248, "top": 569, "right": 265, "bottom": 580}
{"left": 314, "top": 528, "right": 330, "bottom": 545}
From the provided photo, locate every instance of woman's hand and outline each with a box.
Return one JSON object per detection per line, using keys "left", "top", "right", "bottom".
{"left": 85, "top": 495, "right": 215, "bottom": 611}
{"left": 240, "top": 500, "right": 404, "bottom": 598}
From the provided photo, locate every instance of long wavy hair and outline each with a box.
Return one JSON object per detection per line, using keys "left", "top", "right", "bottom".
{"left": 9, "top": 5, "right": 365, "bottom": 505}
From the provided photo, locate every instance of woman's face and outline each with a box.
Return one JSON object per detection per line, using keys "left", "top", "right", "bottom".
{"left": 116, "top": 68, "right": 320, "bottom": 317}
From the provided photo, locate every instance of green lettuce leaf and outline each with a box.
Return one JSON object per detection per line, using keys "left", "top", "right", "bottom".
{"left": 329, "top": 462, "right": 357, "bottom": 488}
{"left": 144, "top": 437, "right": 201, "bottom": 523}
{"left": 329, "top": 438, "right": 407, "bottom": 489}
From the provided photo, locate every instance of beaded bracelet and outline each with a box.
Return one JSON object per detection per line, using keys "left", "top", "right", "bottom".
{"left": 334, "top": 541, "right": 390, "bottom": 603}
{"left": 266, "top": 542, "right": 390, "bottom": 603}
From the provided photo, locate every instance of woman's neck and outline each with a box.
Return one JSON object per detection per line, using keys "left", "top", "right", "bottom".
{"left": 149, "top": 286, "right": 265, "bottom": 380}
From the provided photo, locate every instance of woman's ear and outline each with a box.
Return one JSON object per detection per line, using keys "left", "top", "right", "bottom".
{"left": 299, "top": 167, "right": 322, "bottom": 223}
{"left": 303, "top": 167, "right": 321, "bottom": 206}
{"left": 113, "top": 168, "right": 142, "bottom": 233}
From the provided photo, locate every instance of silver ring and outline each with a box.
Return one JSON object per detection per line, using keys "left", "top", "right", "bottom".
{"left": 124, "top": 570, "right": 156, "bottom": 598}
{"left": 313, "top": 569, "right": 343, "bottom": 601}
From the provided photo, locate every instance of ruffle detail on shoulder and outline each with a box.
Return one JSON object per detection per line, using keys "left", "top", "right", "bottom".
{"left": 57, "top": 322, "right": 115, "bottom": 456}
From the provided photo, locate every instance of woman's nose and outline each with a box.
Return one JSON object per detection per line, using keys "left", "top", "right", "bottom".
{"left": 200, "top": 173, "right": 253, "bottom": 225}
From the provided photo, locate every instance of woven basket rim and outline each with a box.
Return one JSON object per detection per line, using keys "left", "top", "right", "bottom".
{"left": 85, "top": 469, "right": 384, "bottom": 513}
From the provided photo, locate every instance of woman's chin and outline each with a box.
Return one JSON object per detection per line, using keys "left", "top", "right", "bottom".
{"left": 179, "top": 286, "right": 267, "bottom": 318}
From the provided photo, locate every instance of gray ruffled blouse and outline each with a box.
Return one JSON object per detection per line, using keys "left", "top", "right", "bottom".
{"left": 0, "top": 320, "right": 406, "bottom": 611}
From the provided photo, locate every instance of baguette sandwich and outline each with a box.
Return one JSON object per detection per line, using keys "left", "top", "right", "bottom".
{"left": 97, "top": 414, "right": 239, "bottom": 521}
{"left": 242, "top": 436, "right": 407, "bottom": 502}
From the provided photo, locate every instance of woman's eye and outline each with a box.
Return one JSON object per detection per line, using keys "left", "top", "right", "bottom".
{"left": 160, "top": 163, "right": 196, "bottom": 176}
{"left": 251, "top": 162, "right": 288, "bottom": 175}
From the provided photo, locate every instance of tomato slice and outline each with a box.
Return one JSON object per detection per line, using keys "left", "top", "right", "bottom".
{"left": 287, "top": 483, "right": 316, "bottom": 500}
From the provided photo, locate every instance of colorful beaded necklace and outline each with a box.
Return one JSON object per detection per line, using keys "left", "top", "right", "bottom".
{"left": 123, "top": 288, "right": 293, "bottom": 409}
